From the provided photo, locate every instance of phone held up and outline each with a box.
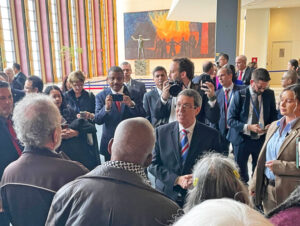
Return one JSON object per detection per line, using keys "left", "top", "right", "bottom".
{"left": 111, "top": 94, "right": 123, "bottom": 102}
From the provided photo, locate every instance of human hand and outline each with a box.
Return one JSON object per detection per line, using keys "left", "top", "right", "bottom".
{"left": 248, "top": 124, "right": 264, "bottom": 134}
{"left": 265, "top": 160, "right": 274, "bottom": 172}
{"left": 61, "top": 129, "right": 79, "bottom": 139}
{"left": 176, "top": 174, "right": 193, "bottom": 189}
{"left": 201, "top": 81, "right": 215, "bottom": 98}
{"left": 161, "top": 80, "right": 171, "bottom": 101}
{"left": 123, "top": 95, "right": 134, "bottom": 107}
{"left": 105, "top": 95, "right": 113, "bottom": 111}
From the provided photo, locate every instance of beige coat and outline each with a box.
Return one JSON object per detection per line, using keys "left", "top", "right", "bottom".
{"left": 250, "top": 118, "right": 300, "bottom": 206}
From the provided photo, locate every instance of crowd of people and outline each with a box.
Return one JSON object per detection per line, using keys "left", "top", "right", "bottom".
{"left": 0, "top": 56, "right": 300, "bottom": 225}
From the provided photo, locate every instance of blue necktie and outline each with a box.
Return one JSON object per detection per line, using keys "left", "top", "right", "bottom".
{"left": 180, "top": 129, "right": 189, "bottom": 163}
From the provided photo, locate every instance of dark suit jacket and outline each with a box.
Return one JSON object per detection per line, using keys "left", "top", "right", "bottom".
{"left": 227, "top": 87, "right": 278, "bottom": 145}
{"left": 148, "top": 121, "right": 221, "bottom": 201}
{"left": 0, "top": 117, "right": 21, "bottom": 179}
{"left": 153, "top": 82, "right": 220, "bottom": 124}
{"left": 46, "top": 166, "right": 179, "bottom": 226}
{"left": 11, "top": 88, "right": 25, "bottom": 104}
{"left": 11, "top": 72, "right": 26, "bottom": 90}
{"left": 94, "top": 86, "right": 145, "bottom": 158}
{"left": 143, "top": 88, "right": 168, "bottom": 127}
{"left": 215, "top": 84, "right": 245, "bottom": 137}
{"left": 236, "top": 67, "right": 254, "bottom": 85}
{"left": 64, "top": 89, "right": 95, "bottom": 114}
{"left": 128, "top": 79, "right": 146, "bottom": 100}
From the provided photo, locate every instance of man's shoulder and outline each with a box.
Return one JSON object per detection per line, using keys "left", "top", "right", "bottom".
{"left": 156, "top": 121, "right": 177, "bottom": 132}
{"left": 132, "top": 79, "right": 145, "bottom": 87}
{"left": 96, "top": 88, "right": 111, "bottom": 97}
{"left": 195, "top": 121, "right": 219, "bottom": 135}
{"left": 144, "top": 88, "right": 157, "bottom": 98}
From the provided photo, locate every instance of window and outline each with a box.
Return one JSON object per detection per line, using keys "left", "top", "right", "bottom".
{"left": 70, "top": 0, "right": 79, "bottom": 70}
{"left": 0, "top": 0, "right": 16, "bottom": 67}
{"left": 50, "top": 0, "right": 62, "bottom": 79}
{"left": 26, "top": 0, "right": 41, "bottom": 77}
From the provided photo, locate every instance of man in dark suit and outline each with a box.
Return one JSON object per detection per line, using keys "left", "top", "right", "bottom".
{"left": 235, "top": 55, "right": 254, "bottom": 85}
{"left": 192, "top": 61, "right": 216, "bottom": 88}
{"left": 154, "top": 57, "right": 220, "bottom": 125}
{"left": 95, "top": 66, "right": 145, "bottom": 161}
{"left": 227, "top": 68, "right": 278, "bottom": 183}
{"left": 143, "top": 66, "right": 168, "bottom": 127}
{"left": 1, "top": 70, "right": 25, "bottom": 104}
{"left": 149, "top": 89, "right": 221, "bottom": 207}
{"left": 215, "top": 66, "right": 244, "bottom": 155}
{"left": 24, "top": 75, "right": 44, "bottom": 94}
{"left": 120, "top": 61, "right": 146, "bottom": 100}
{"left": 12, "top": 63, "right": 26, "bottom": 90}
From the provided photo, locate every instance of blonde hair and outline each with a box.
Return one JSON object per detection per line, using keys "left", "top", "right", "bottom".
{"left": 67, "top": 70, "right": 85, "bottom": 84}
{"left": 184, "top": 153, "right": 249, "bottom": 212}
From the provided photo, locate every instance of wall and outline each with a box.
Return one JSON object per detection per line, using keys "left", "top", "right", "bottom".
{"left": 244, "top": 8, "right": 270, "bottom": 69}
{"left": 116, "top": 0, "right": 214, "bottom": 78}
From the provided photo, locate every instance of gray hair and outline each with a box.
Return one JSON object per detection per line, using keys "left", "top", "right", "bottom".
{"left": 120, "top": 61, "right": 131, "bottom": 67}
{"left": 178, "top": 89, "right": 202, "bottom": 108}
{"left": 13, "top": 94, "right": 61, "bottom": 148}
{"left": 184, "top": 153, "right": 249, "bottom": 212}
{"left": 174, "top": 199, "right": 272, "bottom": 226}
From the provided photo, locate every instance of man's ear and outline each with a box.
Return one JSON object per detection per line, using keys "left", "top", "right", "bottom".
{"left": 52, "top": 127, "right": 60, "bottom": 146}
{"left": 143, "top": 153, "right": 152, "bottom": 168}
{"left": 108, "top": 138, "right": 114, "bottom": 155}
{"left": 33, "top": 87, "right": 39, "bottom": 93}
{"left": 180, "top": 71, "right": 187, "bottom": 80}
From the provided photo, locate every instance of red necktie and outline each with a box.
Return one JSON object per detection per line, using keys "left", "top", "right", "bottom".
{"left": 238, "top": 70, "right": 243, "bottom": 80}
{"left": 6, "top": 119, "right": 22, "bottom": 156}
{"left": 115, "top": 101, "right": 121, "bottom": 112}
{"left": 225, "top": 89, "right": 230, "bottom": 128}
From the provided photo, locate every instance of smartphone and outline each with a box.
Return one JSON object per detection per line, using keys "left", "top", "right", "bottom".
{"left": 111, "top": 94, "right": 123, "bottom": 101}
{"left": 80, "top": 111, "right": 87, "bottom": 118}
{"left": 61, "top": 123, "right": 69, "bottom": 129}
{"left": 201, "top": 74, "right": 212, "bottom": 89}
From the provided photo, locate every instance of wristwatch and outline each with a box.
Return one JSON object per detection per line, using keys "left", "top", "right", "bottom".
{"left": 208, "top": 95, "right": 217, "bottom": 101}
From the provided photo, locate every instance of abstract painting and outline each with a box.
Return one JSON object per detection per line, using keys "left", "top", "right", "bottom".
{"left": 124, "top": 9, "right": 215, "bottom": 60}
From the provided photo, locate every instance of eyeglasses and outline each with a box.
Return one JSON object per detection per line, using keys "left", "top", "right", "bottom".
{"left": 254, "top": 82, "right": 269, "bottom": 92}
{"left": 176, "top": 103, "right": 196, "bottom": 110}
{"left": 72, "top": 83, "right": 84, "bottom": 88}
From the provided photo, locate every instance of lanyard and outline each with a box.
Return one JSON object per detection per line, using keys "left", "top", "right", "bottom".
{"left": 250, "top": 95, "right": 261, "bottom": 120}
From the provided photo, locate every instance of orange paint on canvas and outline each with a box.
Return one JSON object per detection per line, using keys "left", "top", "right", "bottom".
{"left": 200, "top": 23, "right": 208, "bottom": 54}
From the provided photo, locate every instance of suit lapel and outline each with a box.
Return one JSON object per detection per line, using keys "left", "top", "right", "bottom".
{"left": 171, "top": 122, "right": 181, "bottom": 168}
{"left": 262, "top": 92, "right": 269, "bottom": 123}
{"left": 278, "top": 119, "right": 300, "bottom": 158}
{"left": 243, "top": 88, "right": 251, "bottom": 120}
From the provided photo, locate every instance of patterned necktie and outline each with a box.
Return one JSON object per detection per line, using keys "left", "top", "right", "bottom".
{"left": 251, "top": 94, "right": 260, "bottom": 138}
{"left": 115, "top": 101, "right": 121, "bottom": 112}
{"left": 225, "top": 89, "right": 230, "bottom": 128}
{"left": 180, "top": 129, "right": 189, "bottom": 163}
{"left": 238, "top": 70, "right": 243, "bottom": 80}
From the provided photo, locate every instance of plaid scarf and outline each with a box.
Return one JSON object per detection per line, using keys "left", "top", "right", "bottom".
{"left": 104, "top": 161, "right": 151, "bottom": 186}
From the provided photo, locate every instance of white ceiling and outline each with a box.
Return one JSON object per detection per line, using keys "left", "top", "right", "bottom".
{"left": 167, "top": 0, "right": 300, "bottom": 22}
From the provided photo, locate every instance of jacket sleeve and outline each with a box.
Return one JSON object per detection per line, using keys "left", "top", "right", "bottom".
{"left": 148, "top": 129, "right": 179, "bottom": 188}
{"left": 143, "top": 94, "right": 151, "bottom": 122}
{"left": 128, "top": 91, "right": 146, "bottom": 117}
{"left": 203, "top": 95, "right": 220, "bottom": 124}
{"left": 227, "top": 91, "right": 245, "bottom": 132}
{"left": 94, "top": 92, "right": 111, "bottom": 125}
{"left": 153, "top": 98, "right": 171, "bottom": 120}
{"left": 272, "top": 160, "right": 300, "bottom": 176}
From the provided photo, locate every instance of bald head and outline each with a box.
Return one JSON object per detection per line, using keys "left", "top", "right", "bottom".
{"left": 4, "top": 68, "right": 14, "bottom": 83}
{"left": 109, "top": 118, "right": 155, "bottom": 167}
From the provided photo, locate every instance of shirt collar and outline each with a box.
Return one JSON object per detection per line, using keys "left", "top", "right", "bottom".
{"left": 111, "top": 86, "right": 124, "bottom": 94}
{"left": 125, "top": 79, "right": 132, "bottom": 87}
{"left": 222, "top": 83, "right": 234, "bottom": 92}
{"left": 277, "top": 116, "right": 300, "bottom": 130}
{"left": 179, "top": 120, "right": 196, "bottom": 133}
{"left": 156, "top": 87, "right": 162, "bottom": 96}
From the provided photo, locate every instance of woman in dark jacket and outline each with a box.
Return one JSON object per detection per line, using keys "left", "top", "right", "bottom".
{"left": 64, "top": 71, "right": 95, "bottom": 121}
{"left": 45, "top": 85, "right": 99, "bottom": 170}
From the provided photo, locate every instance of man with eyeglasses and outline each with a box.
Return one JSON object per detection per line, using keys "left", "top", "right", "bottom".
{"left": 149, "top": 89, "right": 221, "bottom": 207}
{"left": 227, "top": 68, "right": 278, "bottom": 183}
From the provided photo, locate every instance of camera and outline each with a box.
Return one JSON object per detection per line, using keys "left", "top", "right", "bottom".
{"left": 169, "top": 80, "right": 183, "bottom": 97}
{"left": 111, "top": 94, "right": 123, "bottom": 101}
